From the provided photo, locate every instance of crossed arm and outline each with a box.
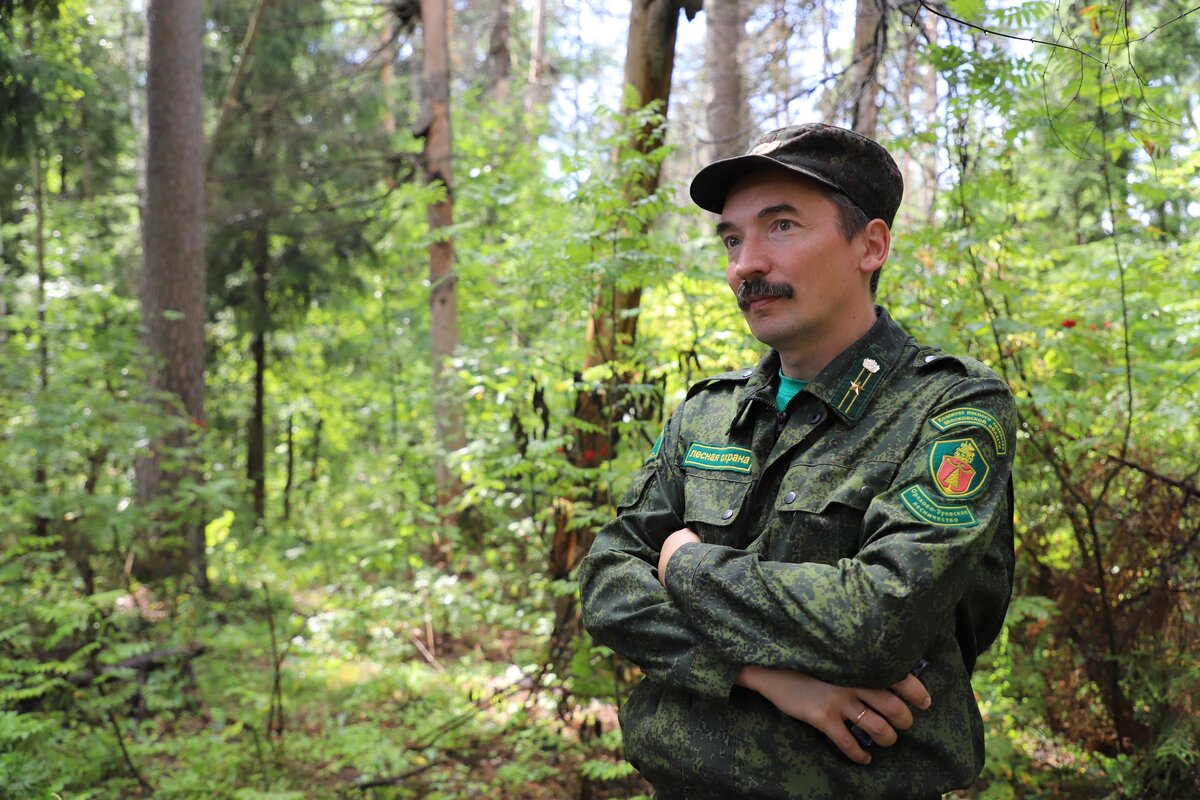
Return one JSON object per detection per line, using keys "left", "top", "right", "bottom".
{"left": 655, "top": 527, "right": 930, "bottom": 765}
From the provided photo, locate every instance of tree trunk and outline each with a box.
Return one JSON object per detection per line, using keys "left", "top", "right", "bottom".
{"left": 704, "top": 0, "right": 748, "bottom": 161}
{"left": 549, "top": 0, "right": 702, "bottom": 659}
{"left": 486, "top": 0, "right": 512, "bottom": 99}
{"left": 248, "top": 225, "right": 269, "bottom": 523}
{"left": 33, "top": 138, "right": 49, "bottom": 541}
{"left": 381, "top": 14, "right": 397, "bottom": 137}
{"left": 283, "top": 413, "right": 294, "bottom": 522}
{"left": 0, "top": 206, "right": 7, "bottom": 347}
{"left": 136, "top": 0, "right": 208, "bottom": 588}
{"left": 525, "top": 0, "right": 548, "bottom": 116}
{"left": 848, "top": 0, "right": 885, "bottom": 136}
{"left": 420, "top": 0, "right": 464, "bottom": 523}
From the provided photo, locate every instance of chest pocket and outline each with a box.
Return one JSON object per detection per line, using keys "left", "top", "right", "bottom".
{"left": 767, "top": 461, "right": 896, "bottom": 564}
{"left": 682, "top": 468, "right": 752, "bottom": 547}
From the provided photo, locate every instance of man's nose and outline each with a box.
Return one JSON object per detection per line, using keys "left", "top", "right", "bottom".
{"left": 731, "top": 235, "right": 770, "bottom": 281}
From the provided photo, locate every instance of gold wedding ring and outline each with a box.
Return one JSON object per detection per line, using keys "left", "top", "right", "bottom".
{"left": 853, "top": 708, "right": 869, "bottom": 724}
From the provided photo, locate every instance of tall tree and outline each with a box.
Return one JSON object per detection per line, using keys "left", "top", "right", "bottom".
{"left": 549, "top": 0, "right": 702, "bottom": 656}
{"left": 136, "top": 0, "right": 207, "bottom": 586}
{"left": 525, "top": 0, "right": 549, "bottom": 116}
{"left": 848, "top": 0, "right": 885, "bottom": 135}
{"left": 704, "top": 0, "right": 748, "bottom": 160}
{"left": 419, "top": 0, "right": 465, "bottom": 521}
{"left": 486, "top": 0, "right": 513, "bottom": 98}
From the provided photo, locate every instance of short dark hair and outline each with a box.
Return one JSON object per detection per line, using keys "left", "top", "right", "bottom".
{"left": 824, "top": 189, "right": 882, "bottom": 296}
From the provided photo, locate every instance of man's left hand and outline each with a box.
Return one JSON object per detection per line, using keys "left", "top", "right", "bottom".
{"left": 657, "top": 528, "right": 700, "bottom": 586}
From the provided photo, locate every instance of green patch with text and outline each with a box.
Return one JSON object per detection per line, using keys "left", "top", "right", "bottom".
{"left": 682, "top": 443, "right": 753, "bottom": 474}
{"left": 929, "top": 407, "right": 1008, "bottom": 454}
{"left": 900, "top": 485, "right": 978, "bottom": 527}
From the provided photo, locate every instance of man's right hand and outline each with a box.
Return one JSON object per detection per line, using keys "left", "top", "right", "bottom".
{"left": 735, "top": 665, "right": 931, "bottom": 765}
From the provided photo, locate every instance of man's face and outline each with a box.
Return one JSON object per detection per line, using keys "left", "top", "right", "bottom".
{"left": 717, "top": 169, "right": 874, "bottom": 358}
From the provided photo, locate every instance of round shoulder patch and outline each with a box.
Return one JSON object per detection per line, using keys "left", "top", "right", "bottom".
{"left": 928, "top": 437, "right": 990, "bottom": 499}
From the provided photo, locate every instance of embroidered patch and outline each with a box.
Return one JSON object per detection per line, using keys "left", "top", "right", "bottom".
{"left": 930, "top": 407, "right": 1008, "bottom": 454}
{"left": 683, "top": 443, "right": 753, "bottom": 474}
{"left": 928, "top": 437, "right": 990, "bottom": 499}
{"left": 646, "top": 432, "right": 663, "bottom": 463}
{"left": 900, "top": 485, "right": 978, "bottom": 527}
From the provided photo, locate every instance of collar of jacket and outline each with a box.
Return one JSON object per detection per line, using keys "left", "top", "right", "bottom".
{"left": 730, "top": 306, "right": 912, "bottom": 430}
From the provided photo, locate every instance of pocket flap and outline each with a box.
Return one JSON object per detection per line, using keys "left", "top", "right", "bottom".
{"left": 775, "top": 462, "right": 892, "bottom": 513}
{"left": 683, "top": 470, "right": 752, "bottom": 527}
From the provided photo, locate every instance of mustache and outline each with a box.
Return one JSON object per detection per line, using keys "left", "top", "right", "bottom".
{"left": 736, "top": 278, "right": 795, "bottom": 310}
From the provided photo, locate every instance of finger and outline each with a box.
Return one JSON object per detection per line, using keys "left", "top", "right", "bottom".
{"left": 890, "top": 674, "right": 931, "bottom": 710}
{"left": 859, "top": 689, "right": 914, "bottom": 730}
{"left": 824, "top": 716, "right": 872, "bottom": 765}
{"left": 851, "top": 707, "right": 899, "bottom": 747}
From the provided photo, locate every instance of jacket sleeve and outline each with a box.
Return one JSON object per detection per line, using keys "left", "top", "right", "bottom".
{"left": 578, "top": 409, "right": 742, "bottom": 701}
{"left": 662, "top": 377, "right": 1017, "bottom": 687}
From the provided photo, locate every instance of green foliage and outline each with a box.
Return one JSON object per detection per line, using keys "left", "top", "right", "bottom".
{"left": 2, "top": 0, "right": 1198, "bottom": 796}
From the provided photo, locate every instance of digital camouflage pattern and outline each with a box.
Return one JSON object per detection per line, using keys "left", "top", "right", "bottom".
{"left": 578, "top": 308, "right": 1017, "bottom": 800}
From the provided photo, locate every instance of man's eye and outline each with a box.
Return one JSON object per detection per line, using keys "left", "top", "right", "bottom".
{"left": 777, "top": 220, "right": 794, "bottom": 231}
{"left": 723, "top": 235, "right": 741, "bottom": 249}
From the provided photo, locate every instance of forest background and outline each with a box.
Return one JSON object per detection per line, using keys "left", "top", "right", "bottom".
{"left": 2, "top": 0, "right": 1198, "bottom": 797}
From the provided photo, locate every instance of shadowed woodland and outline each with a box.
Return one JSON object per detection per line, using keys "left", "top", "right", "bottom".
{"left": 1, "top": 0, "right": 1198, "bottom": 797}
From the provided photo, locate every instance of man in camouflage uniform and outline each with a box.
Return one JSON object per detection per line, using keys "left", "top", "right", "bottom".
{"left": 578, "top": 124, "right": 1016, "bottom": 799}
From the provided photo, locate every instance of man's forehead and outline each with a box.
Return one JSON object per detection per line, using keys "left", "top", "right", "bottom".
{"left": 718, "top": 175, "right": 833, "bottom": 223}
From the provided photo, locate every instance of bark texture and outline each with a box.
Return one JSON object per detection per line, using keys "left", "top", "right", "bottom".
{"left": 136, "top": 0, "right": 208, "bottom": 586}
{"left": 849, "top": 0, "right": 885, "bottom": 137}
{"left": 704, "top": 0, "right": 749, "bottom": 161}
{"left": 420, "top": 0, "right": 465, "bottom": 518}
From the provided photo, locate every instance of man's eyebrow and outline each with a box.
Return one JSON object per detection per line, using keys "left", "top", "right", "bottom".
{"left": 715, "top": 203, "right": 801, "bottom": 237}
{"left": 757, "top": 203, "right": 799, "bottom": 219}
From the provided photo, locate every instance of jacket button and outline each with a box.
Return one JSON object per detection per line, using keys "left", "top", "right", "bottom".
{"left": 925, "top": 354, "right": 937, "bottom": 363}
{"left": 742, "top": 369, "right": 754, "bottom": 378}
{"left": 808, "top": 411, "right": 823, "bottom": 424}
{"left": 784, "top": 491, "right": 796, "bottom": 504}
{"left": 721, "top": 509, "right": 734, "bottom": 520}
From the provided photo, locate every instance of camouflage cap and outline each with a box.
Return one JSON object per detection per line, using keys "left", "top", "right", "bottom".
{"left": 689, "top": 123, "right": 904, "bottom": 226}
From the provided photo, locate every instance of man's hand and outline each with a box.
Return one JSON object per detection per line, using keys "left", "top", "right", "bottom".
{"left": 657, "top": 528, "right": 700, "bottom": 587}
{"left": 736, "top": 665, "right": 931, "bottom": 765}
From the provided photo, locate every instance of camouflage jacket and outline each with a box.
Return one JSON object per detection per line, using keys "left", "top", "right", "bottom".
{"left": 578, "top": 308, "right": 1017, "bottom": 800}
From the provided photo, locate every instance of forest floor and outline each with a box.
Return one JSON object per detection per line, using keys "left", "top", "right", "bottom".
{"left": 65, "top": 556, "right": 651, "bottom": 800}
{"left": 11, "top": 548, "right": 1111, "bottom": 799}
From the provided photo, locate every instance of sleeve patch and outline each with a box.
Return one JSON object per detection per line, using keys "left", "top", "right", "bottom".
{"left": 929, "top": 407, "right": 1008, "bottom": 454}
{"left": 928, "top": 437, "right": 990, "bottom": 499}
{"left": 900, "top": 485, "right": 979, "bottom": 527}
{"left": 646, "top": 432, "right": 663, "bottom": 463}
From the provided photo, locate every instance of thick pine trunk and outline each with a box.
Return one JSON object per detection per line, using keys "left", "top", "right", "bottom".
{"left": 420, "top": 0, "right": 464, "bottom": 522}
{"left": 136, "top": 0, "right": 208, "bottom": 588}
{"left": 704, "top": 0, "right": 748, "bottom": 161}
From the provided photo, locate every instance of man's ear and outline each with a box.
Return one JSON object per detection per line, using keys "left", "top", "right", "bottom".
{"left": 859, "top": 218, "right": 890, "bottom": 277}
